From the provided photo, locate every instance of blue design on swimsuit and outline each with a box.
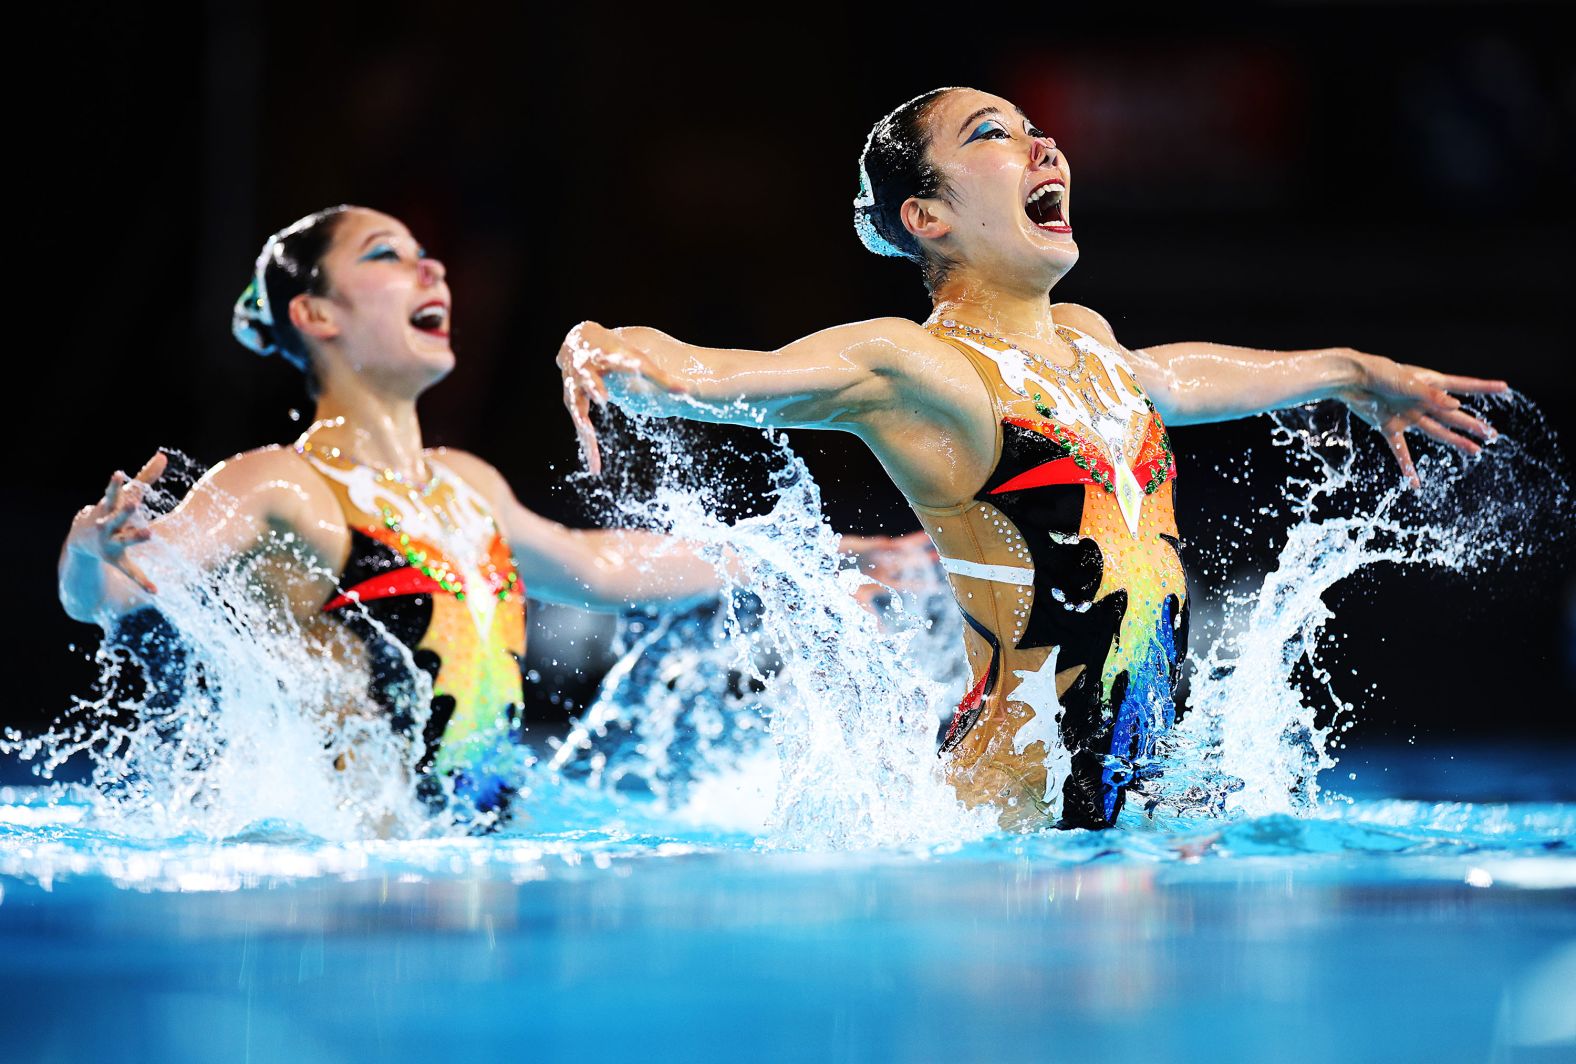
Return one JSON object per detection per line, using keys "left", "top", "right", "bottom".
{"left": 1100, "top": 596, "right": 1180, "bottom": 821}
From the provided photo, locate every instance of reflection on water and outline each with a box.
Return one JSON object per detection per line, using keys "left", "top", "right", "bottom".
{"left": 2, "top": 757, "right": 1573, "bottom": 1063}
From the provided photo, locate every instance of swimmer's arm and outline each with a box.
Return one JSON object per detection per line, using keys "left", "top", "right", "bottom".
{"left": 1054, "top": 303, "right": 1507, "bottom": 486}
{"left": 1130, "top": 341, "right": 1371, "bottom": 424}
{"left": 58, "top": 449, "right": 319, "bottom": 629}
{"left": 555, "top": 319, "right": 931, "bottom": 474}
{"left": 428, "top": 449, "right": 730, "bottom": 613}
{"left": 512, "top": 519, "right": 730, "bottom": 613}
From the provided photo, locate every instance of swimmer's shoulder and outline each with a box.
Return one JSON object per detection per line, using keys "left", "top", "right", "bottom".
{"left": 197, "top": 443, "right": 327, "bottom": 490}
{"left": 819, "top": 317, "right": 976, "bottom": 378}
{"left": 424, "top": 447, "right": 518, "bottom": 516}
{"left": 182, "top": 444, "right": 345, "bottom": 531}
{"left": 1051, "top": 303, "right": 1121, "bottom": 349}
{"left": 837, "top": 315, "right": 944, "bottom": 352}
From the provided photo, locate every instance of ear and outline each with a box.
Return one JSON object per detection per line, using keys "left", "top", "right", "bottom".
{"left": 900, "top": 197, "right": 951, "bottom": 244}
{"left": 288, "top": 292, "right": 339, "bottom": 342}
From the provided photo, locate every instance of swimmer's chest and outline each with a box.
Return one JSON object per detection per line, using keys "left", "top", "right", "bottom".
{"left": 920, "top": 319, "right": 1179, "bottom": 543}
{"left": 296, "top": 449, "right": 527, "bottom": 656}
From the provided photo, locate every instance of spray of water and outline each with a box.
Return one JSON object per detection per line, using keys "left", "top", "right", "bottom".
{"left": 567, "top": 394, "right": 1566, "bottom": 840}
{"left": 561, "top": 411, "right": 990, "bottom": 849}
{"left": 1, "top": 453, "right": 471, "bottom": 840}
{"left": 6, "top": 394, "right": 1564, "bottom": 850}
{"left": 1155, "top": 394, "right": 1569, "bottom": 818}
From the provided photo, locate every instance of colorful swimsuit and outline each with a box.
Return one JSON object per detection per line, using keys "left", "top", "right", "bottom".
{"left": 297, "top": 439, "right": 528, "bottom": 812}
{"left": 913, "top": 319, "right": 1188, "bottom": 829}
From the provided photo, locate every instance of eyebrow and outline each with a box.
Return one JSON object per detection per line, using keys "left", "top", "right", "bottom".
{"left": 956, "top": 105, "right": 1033, "bottom": 139}
{"left": 358, "top": 230, "right": 398, "bottom": 249}
{"left": 956, "top": 107, "right": 1000, "bottom": 138}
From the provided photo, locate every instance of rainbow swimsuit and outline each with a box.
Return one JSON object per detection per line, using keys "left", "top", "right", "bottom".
{"left": 298, "top": 440, "right": 528, "bottom": 813}
{"left": 914, "top": 320, "right": 1188, "bottom": 829}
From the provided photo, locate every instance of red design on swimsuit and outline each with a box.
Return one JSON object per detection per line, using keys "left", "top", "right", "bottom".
{"left": 946, "top": 670, "right": 992, "bottom": 749}
{"left": 322, "top": 567, "right": 445, "bottom": 612}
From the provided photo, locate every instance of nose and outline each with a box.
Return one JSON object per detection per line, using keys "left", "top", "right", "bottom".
{"left": 1032, "top": 136, "right": 1059, "bottom": 169}
{"left": 417, "top": 257, "right": 445, "bottom": 286}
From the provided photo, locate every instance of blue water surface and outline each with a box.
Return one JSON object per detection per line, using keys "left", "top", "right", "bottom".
{"left": 2, "top": 742, "right": 1573, "bottom": 1064}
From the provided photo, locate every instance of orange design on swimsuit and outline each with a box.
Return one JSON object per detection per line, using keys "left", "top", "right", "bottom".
{"left": 298, "top": 441, "right": 527, "bottom": 793}
{"left": 912, "top": 320, "right": 1188, "bottom": 829}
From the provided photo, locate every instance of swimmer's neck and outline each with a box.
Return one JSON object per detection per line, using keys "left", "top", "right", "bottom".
{"left": 927, "top": 275, "right": 1063, "bottom": 345}
{"left": 305, "top": 388, "right": 429, "bottom": 484}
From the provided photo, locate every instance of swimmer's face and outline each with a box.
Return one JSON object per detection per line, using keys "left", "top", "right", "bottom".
{"left": 288, "top": 208, "right": 454, "bottom": 390}
{"left": 905, "top": 89, "right": 1077, "bottom": 289}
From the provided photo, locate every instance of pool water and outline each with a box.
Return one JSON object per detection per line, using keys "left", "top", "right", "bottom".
{"left": 2, "top": 743, "right": 1572, "bottom": 1063}
{"left": 3, "top": 402, "right": 1570, "bottom": 1061}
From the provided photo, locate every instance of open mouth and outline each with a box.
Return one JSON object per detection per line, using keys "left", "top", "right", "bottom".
{"left": 409, "top": 300, "right": 449, "bottom": 337}
{"left": 1025, "top": 179, "right": 1070, "bottom": 232}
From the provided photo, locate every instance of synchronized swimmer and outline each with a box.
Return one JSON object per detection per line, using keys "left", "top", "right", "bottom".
{"left": 55, "top": 88, "right": 1508, "bottom": 834}
{"left": 556, "top": 86, "right": 1507, "bottom": 829}
{"left": 59, "top": 206, "right": 762, "bottom": 818}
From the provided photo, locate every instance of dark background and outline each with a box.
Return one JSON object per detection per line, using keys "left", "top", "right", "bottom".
{"left": 10, "top": 3, "right": 1573, "bottom": 752}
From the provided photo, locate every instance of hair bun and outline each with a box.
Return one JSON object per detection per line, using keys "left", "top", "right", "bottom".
{"left": 231, "top": 275, "right": 305, "bottom": 369}
{"left": 852, "top": 162, "right": 909, "bottom": 259}
{"left": 853, "top": 205, "right": 909, "bottom": 259}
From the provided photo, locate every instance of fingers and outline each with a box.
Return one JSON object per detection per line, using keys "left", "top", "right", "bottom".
{"left": 1435, "top": 374, "right": 1509, "bottom": 395}
{"left": 116, "top": 556, "right": 158, "bottom": 596}
{"left": 100, "top": 474, "right": 150, "bottom": 531}
{"left": 98, "top": 479, "right": 134, "bottom": 533}
{"left": 558, "top": 329, "right": 610, "bottom": 409}
{"left": 580, "top": 425, "right": 603, "bottom": 477}
{"left": 102, "top": 452, "right": 165, "bottom": 510}
{"left": 571, "top": 348, "right": 611, "bottom": 406}
{"left": 1417, "top": 415, "right": 1483, "bottom": 456}
{"left": 1433, "top": 406, "right": 1497, "bottom": 442}
{"left": 133, "top": 451, "right": 167, "bottom": 485}
{"left": 110, "top": 524, "right": 153, "bottom": 546}
{"left": 102, "top": 469, "right": 127, "bottom": 509}
{"left": 563, "top": 324, "right": 688, "bottom": 400}
{"left": 1383, "top": 428, "right": 1420, "bottom": 489}
{"left": 562, "top": 374, "right": 604, "bottom": 475}
{"left": 569, "top": 407, "right": 603, "bottom": 475}
{"left": 559, "top": 324, "right": 688, "bottom": 477}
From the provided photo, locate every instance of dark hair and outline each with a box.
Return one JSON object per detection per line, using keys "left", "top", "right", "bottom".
{"left": 231, "top": 204, "right": 355, "bottom": 396}
{"left": 853, "top": 87, "right": 961, "bottom": 293}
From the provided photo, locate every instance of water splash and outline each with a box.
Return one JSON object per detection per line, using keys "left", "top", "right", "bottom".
{"left": 561, "top": 411, "right": 989, "bottom": 850}
{"left": 1, "top": 452, "right": 473, "bottom": 840}
{"left": 1155, "top": 394, "right": 1570, "bottom": 818}
{"left": 5, "top": 393, "right": 1565, "bottom": 851}
{"left": 568, "top": 395, "right": 1566, "bottom": 843}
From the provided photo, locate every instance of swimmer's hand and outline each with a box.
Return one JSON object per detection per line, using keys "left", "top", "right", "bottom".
{"left": 67, "top": 452, "right": 167, "bottom": 594}
{"left": 556, "top": 321, "right": 690, "bottom": 475}
{"left": 1337, "top": 354, "right": 1507, "bottom": 489}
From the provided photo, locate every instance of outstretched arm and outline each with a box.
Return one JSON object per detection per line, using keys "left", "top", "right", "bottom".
{"left": 508, "top": 512, "right": 730, "bottom": 613}
{"left": 430, "top": 449, "right": 733, "bottom": 613}
{"left": 556, "top": 318, "right": 931, "bottom": 474}
{"left": 1055, "top": 304, "right": 1507, "bottom": 487}
{"left": 58, "top": 449, "right": 319, "bottom": 628}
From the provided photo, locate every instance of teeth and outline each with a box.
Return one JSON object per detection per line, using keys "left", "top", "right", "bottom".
{"left": 1027, "top": 183, "right": 1063, "bottom": 205}
{"left": 411, "top": 304, "right": 446, "bottom": 328}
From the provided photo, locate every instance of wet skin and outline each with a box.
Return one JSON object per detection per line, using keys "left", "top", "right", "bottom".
{"left": 554, "top": 88, "right": 1508, "bottom": 826}
{"left": 60, "top": 208, "right": 730, "bottom": 664}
